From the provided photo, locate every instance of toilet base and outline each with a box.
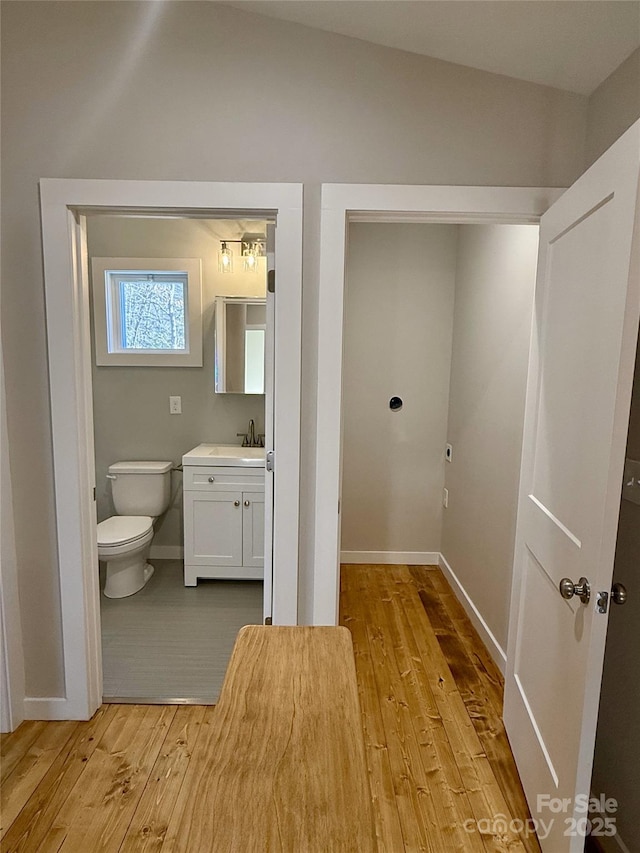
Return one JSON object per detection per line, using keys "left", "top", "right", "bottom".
{"left": 103, "top": 556, "right": 154, "bottom": 599}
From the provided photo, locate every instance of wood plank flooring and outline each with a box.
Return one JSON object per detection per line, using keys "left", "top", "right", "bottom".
{"left": 1, "top": 564, "right": 540, "bottom": 852}
{"left": 165, "top": 627, "right": 376, "bottom": 852}
{"left": 341, "top": 565, "right": 540, "bottom": 853}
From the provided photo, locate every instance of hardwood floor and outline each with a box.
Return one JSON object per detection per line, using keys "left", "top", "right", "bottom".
{"left": 340, "top": 564, "right": 541, "bottom": 853}
{"left": 1, "top": 564, "right": 540, "bottom": 852}
{"left": 165, "top": 627, "right": 376, "bottom": 852}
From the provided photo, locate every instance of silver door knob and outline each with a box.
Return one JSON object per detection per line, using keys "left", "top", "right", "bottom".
{"left": 208, "top": 476, "right": 215, "bottom": 483}
{"left": 559, "top": 576, "right": 591, "bottom": 604}
{"left": 244, "top": 500, "right": 250, "bottom": 507}
{"left": 611, "top": 582, "right": 628, "bottom": 605}
{"left": 233, "top": 500, "right": 240, "bottom": 507}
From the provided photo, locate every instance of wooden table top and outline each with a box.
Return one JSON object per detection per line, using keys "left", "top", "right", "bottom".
{"left": 174, "top": 625, "right": 377, "bottom": 852}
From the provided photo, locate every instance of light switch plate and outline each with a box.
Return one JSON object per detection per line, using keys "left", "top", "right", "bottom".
{"left": 622, "top": 458, "right": 640, "bottom": 506}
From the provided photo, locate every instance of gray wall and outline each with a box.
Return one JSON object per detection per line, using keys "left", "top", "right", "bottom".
{"left": 591, "top": 336, "right": 640, "bottom": 851}
{"left": 87, "top": 216, "right": 265, "bottom": 552}
{"left": 1, "top": 0, "right": 588, "bottom": 697}
{"left": 341, "top": 224, "right": 457, "bottom": 556}
{"left": 585, "top": 48, "right": 640, "bottom": 168}
{"left": 441, "top": 225, "right": 539, "bottom": 653}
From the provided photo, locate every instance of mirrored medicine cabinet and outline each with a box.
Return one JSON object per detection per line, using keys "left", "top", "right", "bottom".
{"left": 214, "top": 296, "right": 266, "bottom": 394}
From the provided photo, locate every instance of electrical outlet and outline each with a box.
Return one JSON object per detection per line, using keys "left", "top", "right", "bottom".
{"left": 443, "top": 487, "right": 449, "bottom": 508}
{"left": 445, "top": 443, "right": 453, "bottom": 462}
{"left": 169, "top": 396, "right": 182, "bottom": 415}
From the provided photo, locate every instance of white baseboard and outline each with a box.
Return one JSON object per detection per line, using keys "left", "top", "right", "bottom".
{"left": 149, "top": 545, "right": 183, "bottom": 560}
{"left": 438, "top": 553, "right": 507, "bottom": 675}
{"left": 23, "top": 696, "right": 91, "bottom": 721}
{"left": 340, "top": 550, "right": 440, "bottom": 566}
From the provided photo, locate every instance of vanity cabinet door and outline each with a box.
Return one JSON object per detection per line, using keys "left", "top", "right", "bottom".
{"left": 242, "top": 492, "right": 265, "bottom": 569}
{"left": 185, "top": 490, "right": 243, "bottom": 567}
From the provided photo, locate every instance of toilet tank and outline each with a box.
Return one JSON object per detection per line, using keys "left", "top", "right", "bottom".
{"left": 108, "top": 461, "right": 173, "bottom": 517}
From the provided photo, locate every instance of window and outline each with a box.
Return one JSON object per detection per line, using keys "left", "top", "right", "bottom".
{"left": 244, "top": 329, "right": 266, "bottom": 394}
{"left": 92, "top": 258, "right": 202, "bottom": 366}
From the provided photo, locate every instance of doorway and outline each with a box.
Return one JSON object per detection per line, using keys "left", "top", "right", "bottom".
{"left": 312, "top": 184, "right": 562, "bottom": 627}
{"left": 39, "top": 179, "right": 303, "bottom": 720}
{"left": 589, "top": 330, "right": 640, "bottom": 853}
{"left": 340, "top": 221, "right": 539, "bottom": 673}
{"left": 86, "top": 213, "right": 270, "bottom": 703}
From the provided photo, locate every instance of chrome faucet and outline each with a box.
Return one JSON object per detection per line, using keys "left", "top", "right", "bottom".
{"left": 237, "top": 419, "right": 264, "bottom": 447}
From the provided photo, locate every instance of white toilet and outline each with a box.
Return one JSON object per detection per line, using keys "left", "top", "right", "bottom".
{"left": 97, "top": 460, "right": 173, "bottom": 598}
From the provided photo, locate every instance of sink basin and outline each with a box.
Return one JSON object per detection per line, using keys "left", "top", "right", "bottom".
{"left": 182, "top": 444, "right": 265, "bottom": 468}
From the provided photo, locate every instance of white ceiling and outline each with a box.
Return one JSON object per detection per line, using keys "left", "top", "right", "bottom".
{"left": 224, "top": 1, "right": 640, "bottom": 95}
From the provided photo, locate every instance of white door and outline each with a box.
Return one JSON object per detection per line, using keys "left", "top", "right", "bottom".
{"left": 504, "top": 120, "right": 640, "bottom": 852}
{"left": 262, "top": 222, "right": 276, "bottom": 622}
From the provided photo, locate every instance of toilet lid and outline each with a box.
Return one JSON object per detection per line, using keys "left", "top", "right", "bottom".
{"left": 97, "top": 516, "right": 153, "bottom": 547}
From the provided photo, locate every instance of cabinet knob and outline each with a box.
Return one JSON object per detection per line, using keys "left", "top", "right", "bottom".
{"left": 244, "top": 500, "right": 250, "bottom": 507}
{"left": 234, "top": 500, "right": 240, "bottom": 507}
{"left": 208, "top": 476, "right": 215, "bottom": 483}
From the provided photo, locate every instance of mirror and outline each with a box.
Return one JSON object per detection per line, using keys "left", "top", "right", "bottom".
{"left": 214, "top": 296, "right": 266, "bottom": 394}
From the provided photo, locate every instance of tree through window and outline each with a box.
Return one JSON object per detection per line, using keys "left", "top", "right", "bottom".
{"left": 118, "top": 277, "right": 187, "bottom": 351}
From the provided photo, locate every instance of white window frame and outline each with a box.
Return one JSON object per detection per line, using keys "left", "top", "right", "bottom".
{"left": 92, "top": 257, "right": 202, "bottom": 366}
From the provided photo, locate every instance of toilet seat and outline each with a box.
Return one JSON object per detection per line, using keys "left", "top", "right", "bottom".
{"left": 97, "top": 516, "right": 153, "bottom": 548}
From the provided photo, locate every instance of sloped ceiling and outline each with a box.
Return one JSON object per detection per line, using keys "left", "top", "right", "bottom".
{"left": 224, "top": 1, "right": 640, "bottom": 95}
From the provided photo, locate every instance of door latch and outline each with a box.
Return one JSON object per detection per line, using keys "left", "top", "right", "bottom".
{"left": 596, "top": 583, "right": 628, "bottom": 614}
{"left": 266, "top": 450, "right": 275, "bottom": 472}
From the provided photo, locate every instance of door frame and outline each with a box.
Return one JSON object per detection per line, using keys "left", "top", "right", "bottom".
{"left": 313, "top": 184, "right": 563, "bottom": 626}
{"left": 39, "top": 179, "right": 303, "bottom": 720}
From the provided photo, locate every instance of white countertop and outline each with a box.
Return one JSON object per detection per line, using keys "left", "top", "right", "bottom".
{"left": 182, "top": 444, "right": 265, "bottom": 468}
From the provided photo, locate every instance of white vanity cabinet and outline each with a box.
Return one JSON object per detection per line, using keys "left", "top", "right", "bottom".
{"left": 182, "top": 460, "right": 265, "bottom": 585}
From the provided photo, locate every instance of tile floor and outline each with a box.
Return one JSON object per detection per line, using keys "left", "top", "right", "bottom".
{"left": 100, "top": 560, "right": 263, "bottom": 702}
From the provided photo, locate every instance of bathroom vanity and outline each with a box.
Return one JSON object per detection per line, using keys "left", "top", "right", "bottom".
{"left": 182, "top": 444, "right": 265, "bottom": 585}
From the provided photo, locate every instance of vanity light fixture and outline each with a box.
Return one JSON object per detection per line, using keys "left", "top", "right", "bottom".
{"left": 218, "top": 241, "right": 233, "bottom": 274}
{"left": 218, "top": 236, "right": 266, "bottom": 274}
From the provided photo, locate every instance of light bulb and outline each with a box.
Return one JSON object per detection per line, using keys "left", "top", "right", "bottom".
{"left": 243, "top": 242, "right": 259, "bottom": 273}
{"left": 218, "top": 242, "right": 233, "bottom": 273}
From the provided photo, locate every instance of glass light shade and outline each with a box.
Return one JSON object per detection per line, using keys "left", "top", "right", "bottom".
{"left": 218, "top": 242, "right": 233, "bottom": 274}
{"left": 243, "top": 245, "right": 259, "bottom": 273}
